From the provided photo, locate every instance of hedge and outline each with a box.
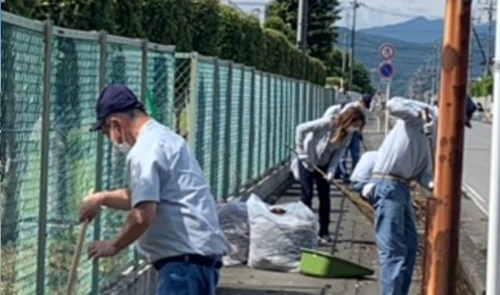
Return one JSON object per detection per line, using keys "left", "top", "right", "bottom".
{"left": 3, "top": 0, "right": 326, "bottom": 84}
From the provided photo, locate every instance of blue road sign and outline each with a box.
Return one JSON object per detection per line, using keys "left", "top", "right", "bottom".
{"left": 379, "top": 62, "right": 395, "bottom": 79}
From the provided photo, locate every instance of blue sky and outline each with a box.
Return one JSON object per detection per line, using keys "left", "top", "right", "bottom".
{"left": 232, "top": 0, "right": 447, "bottom": 29}
{"left": 341, "top": 0, "right": 446, "bottom": 29}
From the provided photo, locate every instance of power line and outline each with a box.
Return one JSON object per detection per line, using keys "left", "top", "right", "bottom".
{"left": 358, "top": 3, "right": 443, "bottom": 19}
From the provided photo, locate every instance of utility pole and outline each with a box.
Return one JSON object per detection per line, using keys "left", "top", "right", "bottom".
{"left": 468, "top": 16, "right": 475, "bottom": 93}
{"left": 421, "top": 0, "right": 472, "bottom": 294}
{"left": 348, "top": 0, "right": 359, "bottom": 91}
{"left": 482, "top": 0, "right": 495, "bottom": 77}
{"left": 486, "top": 0, "right": 500, "bottom": 293}
{"left": 341, "top": 33, "right": 348, "bottom": 91}
{"left": 297, "top": 0, "right": 308, "bottom": 52}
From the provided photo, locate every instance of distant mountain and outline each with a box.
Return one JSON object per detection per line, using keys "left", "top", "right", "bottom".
{"left": 346, "top": 18, "right": 494, "bottom": 96}
{"left": 337, "top": 27, "right": 433, "bottom": 96}
{"left": 360, "top": 17, "right": 493, "bottom": 44}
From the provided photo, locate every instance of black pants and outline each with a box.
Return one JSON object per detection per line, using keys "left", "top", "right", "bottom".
{"left": 299, "top": 161, "right": 331, "bottom": 236}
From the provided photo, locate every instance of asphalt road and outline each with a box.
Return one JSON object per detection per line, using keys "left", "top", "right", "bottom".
{"left": 463, "top": 121, "right": 492, "bottom": 215}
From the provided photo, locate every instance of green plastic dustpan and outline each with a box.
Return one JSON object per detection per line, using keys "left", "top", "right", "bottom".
{"left": 300, "top": 248, "right": 375, "bottom": 278}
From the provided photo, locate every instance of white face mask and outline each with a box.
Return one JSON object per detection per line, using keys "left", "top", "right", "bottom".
{"left": 111, "top": 124, "right": 132, "bottom": 155}
{"left": 348, "top": 126, "right": 360, "bottom": 133}
{"left": 115, "top": 140, "right": 132, "bottom": 155}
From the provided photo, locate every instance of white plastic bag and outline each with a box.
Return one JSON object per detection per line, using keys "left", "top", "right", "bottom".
{"left": 218, "top": 199, "right": 250, "bottom": 266}
{"left": 247, "top": 194, "right": 318, "bottom": 272}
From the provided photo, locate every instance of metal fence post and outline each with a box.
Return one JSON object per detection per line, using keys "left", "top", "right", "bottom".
{"left": 210, "top": 59, "right": 220, "bottom": 196}
{"left": 247, "top": 68, "right": 256, "bottom": 185}
{"left": 91, "top": 30, "right": 108, "bottom": 295}
{"left": 141, "top": 39, "right": 149, "bottom": 104}
{"left": 187, "top": 53, "right": 199, "bottom": 152}
{"left": 36, "top": 19, "right": 53, "bottom": 295}
{"left": 235, "top": 65, "right": 245, "bottom": 195}
{"left": 222, "top": 62, "right": 233, "bottom": 200}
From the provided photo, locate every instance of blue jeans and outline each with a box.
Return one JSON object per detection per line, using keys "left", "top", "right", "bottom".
{"left": 369, "top": 181, "right": 418, "bottom": 295}
{"left": 298, "top": 161, "right": 331, "bottom": 236}
{"left": 336, "top": 132, "right": 362, "bottom": 179}
{"left": 156, "top": 262, "right": 220, "bottom": 295}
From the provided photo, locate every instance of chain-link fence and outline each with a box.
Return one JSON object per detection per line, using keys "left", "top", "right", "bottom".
{"left": 173, "top": 54, "right": 338, "bottom": 201}
{"left": 1, "top": 11, "right": 338, "bottom": 295}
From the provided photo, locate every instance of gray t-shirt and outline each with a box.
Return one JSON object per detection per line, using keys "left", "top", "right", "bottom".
{"left": 127, "top": 120, "right": 230, "bottom": 263}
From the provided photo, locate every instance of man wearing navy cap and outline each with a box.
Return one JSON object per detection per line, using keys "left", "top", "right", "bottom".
{"left": 80, "top": 84, "right": 229, "bottom": 295}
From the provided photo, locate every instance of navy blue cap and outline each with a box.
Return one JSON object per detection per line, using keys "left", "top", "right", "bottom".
{"left": 90, "top": 84, "right": 145, "bottom": 131}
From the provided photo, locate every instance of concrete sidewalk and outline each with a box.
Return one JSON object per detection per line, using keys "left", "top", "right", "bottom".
{"left": 218, "top": 182, "right": 422, "bottom": 295}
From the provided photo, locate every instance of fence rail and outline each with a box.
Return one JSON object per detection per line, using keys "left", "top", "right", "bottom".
{"left": 1, "top": 11, "right": 342, "bottom": 295}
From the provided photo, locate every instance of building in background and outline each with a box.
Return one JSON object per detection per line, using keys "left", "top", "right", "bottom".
{"left": 232, "top": 0, "right": 271, "bottom": 26}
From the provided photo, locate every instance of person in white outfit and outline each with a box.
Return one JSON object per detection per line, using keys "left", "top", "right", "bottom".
{"left": 295, "top": 107, "right": 366, "bottom": 243}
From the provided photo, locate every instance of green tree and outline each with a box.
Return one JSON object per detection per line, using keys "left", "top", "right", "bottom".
{"left": 472, "top": 77, "right": 493, "bottom": 97}
{"left": 268, "top": 0, "right": 341, "bottom": 61}
{"left": 264, "top": 16, "right": 295, "bottom": 43}
{"left": 352, "top": 62, "right": 375, "bottom": 94}
{"left": 325, "top": 50, "right": 344, "bottom": 78}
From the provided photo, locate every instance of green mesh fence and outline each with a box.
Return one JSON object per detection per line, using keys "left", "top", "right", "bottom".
{"left": 195, "top": 58, "right": 216, "bottom": 184}
{"left": 214, "top": 62, "right": 230, "bottom": 199}
{"left": 241, "top": 68, "right": 252, "bottom": 186}
{"left": 228, "top": 65, "right": 242, "bottom": 195}
{"left": 2, "top": 12, "right": 337, "bottom": 295}
{"left": 252, "top": 72, "right": 262, "bottom": 180}
{"left": 45, "top": 31, "right": 100, "bottom": 295}
{"left": 259, "top": 74, "right": 269, "bottom": 177}
{"left": 100, "top": 37, "right": 143, "bottom": 290}
{"left": 1, "top": 20, "right": 45, "bottom": 295}
{"left": 147, "top": 45, "right": 176, "bottom": 127}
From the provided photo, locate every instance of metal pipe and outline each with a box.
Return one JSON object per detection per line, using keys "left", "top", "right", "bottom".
{"left": 348, "top": 0, "right": 358, "bottom": 91}
{"left": 36, "top": 19, "right": 53, "bottom": 295}
{"left": 296, "top": 0, "right": 308, "bottom": 51}
{"left": 385, "top": 81, "right": 391, "bottom": 136}
{"left": 91, "top": 30, "right": 107, "bottom": 295}
{"left": 485, "top": 0, "right": 500, "bottom": 292}
{"left": 421, "top": 0, "right": 472, "bottom": 294}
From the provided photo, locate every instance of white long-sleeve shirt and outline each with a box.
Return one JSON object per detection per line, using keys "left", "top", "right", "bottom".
{"left": 350, "top": 151, "right": 378, "bottom": 184}
{"left": 372, "top": 97, "right": 434, "bottom": 189}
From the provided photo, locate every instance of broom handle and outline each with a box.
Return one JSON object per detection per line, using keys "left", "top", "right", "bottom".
{"left": 285, "top": 144, "right": 343, "bottom": 188}
{"left": 65, "top": 220, "right": 89, "bottom": 295}
{"left": 65, "top": 189, "right": 94, "bottom": 295}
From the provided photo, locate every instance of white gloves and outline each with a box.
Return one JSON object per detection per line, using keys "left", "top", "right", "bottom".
{"left": 326, "top": 172, "right": 334, "bottom": 182}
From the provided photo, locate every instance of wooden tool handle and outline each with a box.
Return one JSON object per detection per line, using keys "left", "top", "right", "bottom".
{"left": 65, "top": 189, "right": 94, "bottom": 295}
{"left": 65, "top": 220, "right": 89, "bottom": 295}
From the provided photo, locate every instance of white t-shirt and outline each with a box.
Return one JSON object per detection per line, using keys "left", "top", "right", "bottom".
{"left": 127, "top": 120, "right": 230, "bottom": 263}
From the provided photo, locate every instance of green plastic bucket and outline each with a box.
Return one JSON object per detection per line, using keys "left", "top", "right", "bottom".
{"left": 300, "top": 248, "right": 375, "bottom": 278}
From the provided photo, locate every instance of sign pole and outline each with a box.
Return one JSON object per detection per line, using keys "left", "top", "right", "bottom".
{"left": 385, "top": 80, "right": 391, "bottom": 136}
{"left": 486, "top": 0, "right": 500, "bottom": 292}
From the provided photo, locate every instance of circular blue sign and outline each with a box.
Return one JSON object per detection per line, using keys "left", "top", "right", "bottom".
{"left": 379, "top": 62, "right": 395, "bottom": 79}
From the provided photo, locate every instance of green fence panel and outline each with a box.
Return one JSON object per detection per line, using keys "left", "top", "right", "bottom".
{"left": 252, "top": 72, "right": 263, "bottom": 180}
{"left": 44, "top": 30, "right": 100, "bottom": 295}
{"left": 260, "top": 74, "right": 269, "bottom": 176}
{"left": 228, "top": 65, "right": 242, "bottom": 195}
{"left": 1, "top": 19, "right": 45, "bottom": 295}
{"left": 146, "top": 45, "right": 176, "bottom": 127}
{"left": 99, "top": 36, "right": 142, "bottom": 289}
{"left": 215, "top": 62, "right": 230, "bottom": 199}
{"left": 194, "top": 58, "right": 215, "bottom": 186}
{"left": 241, "top": 67, "right": 253, "bottom": 187}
